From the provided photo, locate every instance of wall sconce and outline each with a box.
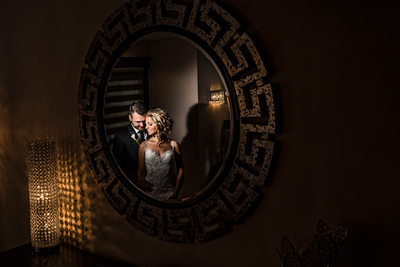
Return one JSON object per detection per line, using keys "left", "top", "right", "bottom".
{"left": 209, "top": 85, "right": 225, "bottom": 105}
{"left": 26, "top": 140, "right": 60, "bottom": 252}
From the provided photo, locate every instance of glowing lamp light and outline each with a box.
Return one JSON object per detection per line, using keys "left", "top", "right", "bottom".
{"left": 209, "top": 85, "right": 225, "bottom": 105}
{"left": 26, "top": 140, "right": 60, "bottom": 251}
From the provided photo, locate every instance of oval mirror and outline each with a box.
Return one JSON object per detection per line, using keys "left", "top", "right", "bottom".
{"left": 104, "top": 32, "right": 234, "bottom": 202}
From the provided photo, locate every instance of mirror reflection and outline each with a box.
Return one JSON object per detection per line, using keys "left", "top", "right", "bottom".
{"left": 104, "top": 32, "right": 232, "bottom": 202}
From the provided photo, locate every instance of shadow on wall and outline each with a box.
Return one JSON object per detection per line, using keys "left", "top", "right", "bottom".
{"left": 180, "top": 103, "right": 230, "bottom": 199}
{"left": 179, "top": 104, "right": 201, "bottom": 197}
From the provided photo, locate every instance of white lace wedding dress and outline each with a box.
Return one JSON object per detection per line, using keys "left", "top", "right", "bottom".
{"left": 144, "top": 144, "right": 177, "bottom": 200}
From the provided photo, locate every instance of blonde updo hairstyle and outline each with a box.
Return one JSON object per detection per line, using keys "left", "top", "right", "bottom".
{"left": 146, "top": 108, "right": 173, "bottom": 146}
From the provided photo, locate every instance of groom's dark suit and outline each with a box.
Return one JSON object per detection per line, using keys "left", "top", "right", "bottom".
{"left": 112, "top": 124, "right": 142, "bottom": 183}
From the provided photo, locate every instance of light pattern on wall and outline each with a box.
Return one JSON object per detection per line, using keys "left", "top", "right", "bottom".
{"left": 57, "top": 140, "right": 86, "bottom": 248}
{"left": 55, "top": 137, "right": 104, "bottom": 250}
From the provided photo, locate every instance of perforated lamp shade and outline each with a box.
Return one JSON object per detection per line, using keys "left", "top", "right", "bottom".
{"left": 27, "top": 140, "right": 60, "bottom": 250}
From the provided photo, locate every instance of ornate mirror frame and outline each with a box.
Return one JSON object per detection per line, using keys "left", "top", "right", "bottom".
{"left": 78, "top": 0, "right": 276, "bottom": 243}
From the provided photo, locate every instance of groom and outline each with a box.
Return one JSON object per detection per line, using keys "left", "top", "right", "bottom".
{"left": 112, "top": 100, "right": 147, "bottom": 184}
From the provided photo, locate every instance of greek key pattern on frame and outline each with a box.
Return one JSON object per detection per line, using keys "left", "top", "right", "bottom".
{"left": 78, "top": 0, "right": 276, "bottom": 243}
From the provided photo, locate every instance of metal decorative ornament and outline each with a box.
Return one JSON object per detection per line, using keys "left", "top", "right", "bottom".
{"left": 78, "top": 0, "right": 276, "bottom": 243}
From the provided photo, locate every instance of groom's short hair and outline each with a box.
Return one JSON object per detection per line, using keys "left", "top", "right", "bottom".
{"left": 129, "top": 100, "right": 146, "bottom": 115}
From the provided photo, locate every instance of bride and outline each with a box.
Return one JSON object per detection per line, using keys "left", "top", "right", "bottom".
{"left": 137, "top": 108, "right": 184, "bottom": 201}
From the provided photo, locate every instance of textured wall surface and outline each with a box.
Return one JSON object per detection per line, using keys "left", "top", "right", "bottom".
{"left": 1, "top": 0, "right": 400, "bottom": 266}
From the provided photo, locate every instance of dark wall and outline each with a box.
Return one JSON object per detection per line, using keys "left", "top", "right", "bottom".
{"left": 0, "top": 0, "right": 399, "bottom": 266}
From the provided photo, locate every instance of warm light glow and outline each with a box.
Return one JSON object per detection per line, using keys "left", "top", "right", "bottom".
{"left": 57, "top": 140, "right": 90, "bottom": 249}
{"left": 209, "top": 84, "right": 225, "bottom": 105}
{"left": 27, "top": 140, "right": 60, "bottom": 250}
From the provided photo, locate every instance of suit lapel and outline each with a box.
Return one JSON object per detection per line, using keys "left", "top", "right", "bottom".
{"left": 128, "top": 124, "right": 141, "bottom": 148}
{"left": 128, "top": 124, "right": 137, "bottom": 137}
